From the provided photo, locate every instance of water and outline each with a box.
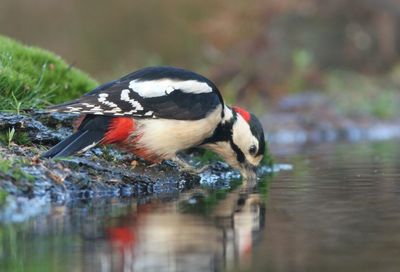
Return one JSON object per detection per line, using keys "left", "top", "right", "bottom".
{"left": 1, "top": 140, "right": 400, "bottom": 271}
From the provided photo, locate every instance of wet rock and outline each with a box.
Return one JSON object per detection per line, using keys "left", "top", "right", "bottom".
{"left": 31, "top": 111, "right": 77, "bottom": 128}
{"left": 0, "top": 112, "right": 68, "bottom": 145}
{"left": 0, "top": 142, "right": 206, "bottom": 202}
{"left": 0, "top": 111, "right": 230, "bottom": 206}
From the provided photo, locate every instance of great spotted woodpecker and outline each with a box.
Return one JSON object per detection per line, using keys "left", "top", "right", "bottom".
{"left": 42, "top": 66, "right": 265, "bottom": 179}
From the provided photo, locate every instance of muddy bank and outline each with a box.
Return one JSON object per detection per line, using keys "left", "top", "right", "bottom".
{"left": 0, "top": 111, "right": 239, "bottom": 205}
{"left": 0, "top": 110, "right": 280, "bottom": 222}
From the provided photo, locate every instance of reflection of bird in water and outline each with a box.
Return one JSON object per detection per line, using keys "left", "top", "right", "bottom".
{"left": 211, "top": 180, "right": 266, "bottom": 271}
{"left": 88, "top": 180, "right": 267, "bottom": 272}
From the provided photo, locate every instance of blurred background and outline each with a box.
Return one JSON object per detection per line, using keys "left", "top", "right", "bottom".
{"left": 1, "top": 0, "right": 400, "bottom": 143}
{"left": 3, "top": 2, "right": 400, "bottom": 271}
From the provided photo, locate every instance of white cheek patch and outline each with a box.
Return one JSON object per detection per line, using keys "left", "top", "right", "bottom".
{"left": 232, "top": 115, "right": 262, "bottom": 166}
{"left": 128, "top": 79, "right": 213, "bottom": 98}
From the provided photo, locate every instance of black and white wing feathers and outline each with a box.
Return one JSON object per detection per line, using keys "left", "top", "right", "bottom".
{"left": 49, "top": 66, "right": 224, "bottom": 120}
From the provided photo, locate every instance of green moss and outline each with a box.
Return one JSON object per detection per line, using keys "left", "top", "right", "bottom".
{"left": 12, "top": 131, "right": 31, "bottom": 146}
{"left": 197, "top": 149, "right": 223, "bottom": 164}
{"left": 99, "top": 146, "right": 119, "bottom": 162}
{"left": 0, "top": 158, "right": 35, "bottom": 182}
{"left": 0, "top": 128, "right": 14, "bottom": 146}
{"left": 0, "top": 190, "right": 8, "bottom": 206}
{"left": 0, "top": 35, "right": 98, "bottom": 112}
{"left": 0, "top": 158, "right": 12, "bottom": 173}
{"left": 0, "top": 128, "right": 31, "bottom": 146}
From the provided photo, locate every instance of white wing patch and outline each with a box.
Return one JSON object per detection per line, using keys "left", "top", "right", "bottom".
{"left": 57, "top": 89, "right": 152, "bottom": 116}
{"left": 81, "top": 103, "right": 95, "bottom": 108}
{"left": 66, "top": 106, "right": 82, "bottom": 112}
{"left": 120, "top": 89, "right": 144, "bottom": 112}
{"left": 98, "top": 93, "right": 121, "bottom": 111}
{"left": 52, "top": 76, "right": 213, "bottom": 118}
{"left": 128, "top": 79, "right": 213, "bottom": 98}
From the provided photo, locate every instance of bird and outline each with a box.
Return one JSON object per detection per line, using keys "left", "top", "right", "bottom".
{"left": 42, "top": 66, "right": 266, "bottom": 179}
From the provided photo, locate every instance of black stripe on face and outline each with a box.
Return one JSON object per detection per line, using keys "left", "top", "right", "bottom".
{"left": 229, "top": 137, "right": 245, "bottom": 163}
{"left": 201, "top": 120, "right": 231, "bottom": 144}
{"left": 228, "top": 111, "right": 245, "bottom": 163}
{"left": 201, "top": 111, "right": 245, "bottom": 164}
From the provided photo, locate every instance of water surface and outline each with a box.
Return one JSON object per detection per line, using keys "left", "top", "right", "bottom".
{"left": 252, "top": 141, "right": 400, "bottom": 272}
{"left": 1, "top": 140, "right": 400, "bottom": 271}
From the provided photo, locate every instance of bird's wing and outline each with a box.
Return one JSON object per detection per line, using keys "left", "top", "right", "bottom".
{"left": 48, "top": 66, "right": 224, "bottom": 120}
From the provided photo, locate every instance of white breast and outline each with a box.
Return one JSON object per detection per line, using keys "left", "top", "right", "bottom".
{"left": 135, "top": 105, "right": 222, "bottom": 159}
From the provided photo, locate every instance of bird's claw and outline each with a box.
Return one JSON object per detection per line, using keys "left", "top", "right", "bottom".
{"left": 171, "top": 156, "right": 209, "bottom": 175}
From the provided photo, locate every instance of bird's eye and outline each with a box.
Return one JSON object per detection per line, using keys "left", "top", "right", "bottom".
{"left": 249, "top": 145, "right": 257, "bottom": 155}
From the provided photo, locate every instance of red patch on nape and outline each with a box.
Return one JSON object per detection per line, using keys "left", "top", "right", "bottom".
{"left": 102, "top": 117, "right": 135, "bottom": 144}
{"left": 232, "top": 106, "right": 251, "bottom": 123}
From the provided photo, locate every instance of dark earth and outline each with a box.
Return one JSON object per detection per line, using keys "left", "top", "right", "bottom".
{"left": 0, "top": 111, "right": 230, "bottom": 202}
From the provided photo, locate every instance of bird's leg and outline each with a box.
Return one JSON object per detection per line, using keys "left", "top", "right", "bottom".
{"left": 171, "top": 155, "right": 209, "bottom": 174}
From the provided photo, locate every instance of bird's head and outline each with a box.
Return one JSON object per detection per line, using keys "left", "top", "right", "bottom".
{"left": 203, "top": 106, "right": 266, "bottom": 180}
{"left": 230, "top": 106, "right": 265, "bottom": 179}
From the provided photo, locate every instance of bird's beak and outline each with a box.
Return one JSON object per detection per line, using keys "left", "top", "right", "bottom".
{"left": 240, "top": 163, "right": 257, "bottom": 181}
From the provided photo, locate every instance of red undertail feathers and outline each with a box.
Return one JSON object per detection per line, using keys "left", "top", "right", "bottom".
{"left": 102, "top": 117, "right": 135, "bottom": 144}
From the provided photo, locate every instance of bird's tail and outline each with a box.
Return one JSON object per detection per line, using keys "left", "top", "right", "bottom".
{"left": 41, "top": 115, "right": 135, "bottom": 158}
{"left": 41, "top": 115, "right": 116, "bottom": 158}
{"left": 41, "top": 130, "right": 104, "bottom": 158}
